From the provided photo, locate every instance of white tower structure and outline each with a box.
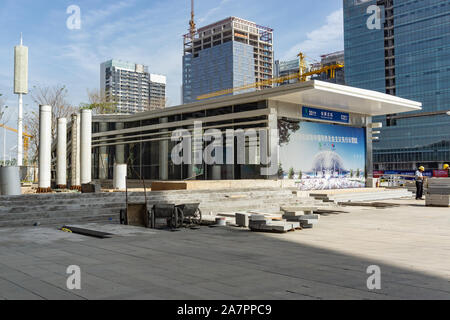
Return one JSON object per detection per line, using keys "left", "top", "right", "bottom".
{"left": 14, "top": 34, "right": 28, "bottom": 166}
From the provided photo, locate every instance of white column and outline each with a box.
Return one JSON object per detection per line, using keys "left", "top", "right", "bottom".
{"left": 38, "top": 105, "right": 51, "bottom": 190}
{"left": 76, "top": 114, "right": 81, "bottom": 186}
{"left": 159, "top": 117, "right": 169, "bottom": 180}
{"left": 115, "top": 122, "right": 125, "bottom": 164}
{"left": 17, "top": 93, "right": 23, "bottom": 166}
{"left": 70, "top": 113, "right": 81, "bottom": 188}
{"left": 56, "top": 118, "right": 67, "bottom": 188}
{"left": 80, "top": 109, "right": 92, "bottom": 184}
{"left": 212, "top": 166, "right": 221, "bottom": 180}
{"left": 99, "top": 122, "right": 108, "bottom": 180}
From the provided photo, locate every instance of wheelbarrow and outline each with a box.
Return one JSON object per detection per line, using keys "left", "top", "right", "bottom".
{"left": 175, "top": 203, "right": 202, "bottom": 227}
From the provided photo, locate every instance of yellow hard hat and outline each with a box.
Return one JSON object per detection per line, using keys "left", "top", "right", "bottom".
{"left": 444, "top": 164, "right": 449, "bottom": 170}
{"left": 419, "top": 166, "right": 425, "bottom": 171}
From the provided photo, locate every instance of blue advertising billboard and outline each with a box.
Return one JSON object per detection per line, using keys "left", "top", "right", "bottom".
{"left": 279, "top": 121, "right": 366, "bottom": 190}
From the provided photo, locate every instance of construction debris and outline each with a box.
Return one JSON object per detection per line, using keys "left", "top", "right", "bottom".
{"left": 249, "top": 214, "right": 301, "bottom": 233}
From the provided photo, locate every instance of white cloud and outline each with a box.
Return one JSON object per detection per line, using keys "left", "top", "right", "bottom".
{"left": 283, "top": 9, "right": 344, "bottom": 61}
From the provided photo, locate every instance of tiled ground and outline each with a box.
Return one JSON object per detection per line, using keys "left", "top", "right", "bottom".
{"left": 0, "top": 199, "right": 449, "bottom": 300}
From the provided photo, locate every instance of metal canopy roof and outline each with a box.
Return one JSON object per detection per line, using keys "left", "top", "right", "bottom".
{"left": 267, "top": 81, "right": 422, "bottom": 116}
{"left": 93, "top": 80, "right": 422, "bottom": 122}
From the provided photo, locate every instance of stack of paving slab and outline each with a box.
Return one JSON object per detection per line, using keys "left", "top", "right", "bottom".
{"left": 310, "top": 189, "right": 413, "bottom": 204}
{"left": 281, "top": 206, "right": 320, "bottom": 229}
{"left": 426, "top": 178, "right": 450, "bottom": 207}
{"left": 248, "top": 214, "right": 300, "bottom": 233}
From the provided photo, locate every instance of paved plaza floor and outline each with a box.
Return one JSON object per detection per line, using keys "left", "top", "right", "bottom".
{"left": 0, "top": 199, "right": 449, "bottom": 300}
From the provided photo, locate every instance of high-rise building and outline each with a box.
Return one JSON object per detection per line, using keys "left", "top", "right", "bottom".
{"left": 344, "top": 0, "right": 450, "bottom": 170}
{"left": 182, "top": 17, "right": 273, "bottom": 104}
{"left": 275, "top": 51, "right": 345, "bottom": 86}
{"left": 100, "top": 60, "right": 166, "bottom": 113}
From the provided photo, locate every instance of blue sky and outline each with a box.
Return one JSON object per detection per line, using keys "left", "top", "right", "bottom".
{"left": 0, "top": 0, "right": 343, "bottom": 154}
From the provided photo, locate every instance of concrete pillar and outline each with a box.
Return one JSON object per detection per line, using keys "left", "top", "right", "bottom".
{"left": 113, "top": 164, "right": 127, "bottom": 189}
{"left": 365, "top": 116, "right": 374, "bottom": 182}
{"left": 70, "top": 114, "right": 81, "bottom": 189}
{"left": 80, "top": 109, "right": 92, "bottom": 184}
{"left": 187, "top": 124, "right": 202, "bottom": 180}
{"left": 99, "top": 122, "right": 109, "bottom": 180}
{"left": 56, "top": 118, "right": 67, "bottom": 188}
{"left": 261, "top": 106, "right": 279, "bottom": 178}
{"left": 159, "top": 117, "right": 169, "bottom": 180}
{"left": 38, "top": 105, "right": 52, "bottom": 192}
{"left": 115, "top": 122, "right": 125, "bottom": 164}
{"left": 211, "top": 165, "right": 221, "bottom": 180}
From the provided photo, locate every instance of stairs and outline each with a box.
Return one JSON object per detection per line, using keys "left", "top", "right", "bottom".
{"left": 309, "top": 188, "right": 413, "bottom": 203}
{"left": 0, "top": 188, "right": 333, "bottom": 228}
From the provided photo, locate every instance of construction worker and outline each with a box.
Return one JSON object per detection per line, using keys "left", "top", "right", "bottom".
{"left": 444, "top": 164, "right": 449, "bottom": 176}
{"left": 415, "top": 166, "right": 425, "bottom": 200}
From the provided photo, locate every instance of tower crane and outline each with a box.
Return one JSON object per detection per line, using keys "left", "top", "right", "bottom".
{"left": 196, "top": 51, "right": 344, "bottom": 100}
{"left": 189, "top": 0, "right": 196, "bottom": 39}
{"left": 0, "top": 123, "right": 33, "bottom": 162}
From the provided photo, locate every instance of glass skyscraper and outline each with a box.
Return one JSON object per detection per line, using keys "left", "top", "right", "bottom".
{"left": 182, "top": 17, "right": 273, "bottom": 104}
{"left": 344, "top": 0, "right": 450, "bottom": 170}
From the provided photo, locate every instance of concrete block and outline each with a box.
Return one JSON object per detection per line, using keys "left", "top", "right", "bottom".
{"left": 283, "top": 214, "right": 320, "bottom": 221}
{"left": 81, "top": 183, "right": 101, "bottom": 193}
{"left": 235, "top": 212, "right": 249, "bottom": 227}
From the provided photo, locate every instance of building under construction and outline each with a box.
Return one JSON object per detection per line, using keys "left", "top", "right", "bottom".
{"left": 183, "top": 17, "right": 273, "bottom": 104}
{"left": 275, "top": 51, "right": 345, "bottom": 86}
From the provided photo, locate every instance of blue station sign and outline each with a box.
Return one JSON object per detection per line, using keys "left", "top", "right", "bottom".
{"left": 302, "top": 106, "right": 350, "bottom": 124}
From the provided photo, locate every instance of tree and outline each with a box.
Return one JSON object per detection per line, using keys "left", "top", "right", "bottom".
{"left": 278, "top": 163, "right": 284, "bottom": 179}
{"left": 288, "top": 167, "right": 295, "bottom": 179}
{"left": 278, "top": 119, "right": 300, "bottom": 145}
{"left": 356, "top": 168, "right": 361, "bottom": 178}
{"left": 26, "top": 85, "right": 77, "bottom": 162}
{"left": 298, "top": 170, "right": 303, "bottom": 180}
{"left": 80, "top": 89, "right": 118, "bottom": 114}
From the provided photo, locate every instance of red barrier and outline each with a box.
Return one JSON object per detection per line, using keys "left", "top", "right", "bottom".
{"left": 433, "top": 170, "right": 449, "bottom": 177}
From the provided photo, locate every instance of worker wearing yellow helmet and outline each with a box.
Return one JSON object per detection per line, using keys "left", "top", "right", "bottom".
{"left": 444, "top": 164, "right": 450, "bottom": 177}
{"left": 415, "top": 166, "right": 425, "bottom": 200}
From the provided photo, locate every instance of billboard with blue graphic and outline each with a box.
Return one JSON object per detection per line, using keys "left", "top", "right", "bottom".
{"left": 279, "top": 120, "right": 366, "bottom": 190}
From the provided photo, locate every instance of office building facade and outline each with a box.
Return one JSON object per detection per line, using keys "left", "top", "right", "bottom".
{"left": 183, "top": 17, "right": 273, "bottom": 104}
{"left": 100, "top": 60, "right": 166, "bottom": 114}
{"left": 344, "top": 0, "right": 450, "bottom": 170}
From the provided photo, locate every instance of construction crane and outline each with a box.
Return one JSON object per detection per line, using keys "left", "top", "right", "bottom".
{"left": 0, "top": 123, "right": 33, "bottom": 161}
{"left": 189, "top": 0, "right": 196, "bottom": 39}
{"left": 196, "top": 52, "right": 344, "bottom": 100}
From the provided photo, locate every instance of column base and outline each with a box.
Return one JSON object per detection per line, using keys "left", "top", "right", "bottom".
{"left": 70, "top": 185, "right": 82, "bottom": 191}
{"left": 36, "top": 187, "right": 52, "bottom": 194}
{"left": 56, "top": 185, "right": 67, "bottom": 189}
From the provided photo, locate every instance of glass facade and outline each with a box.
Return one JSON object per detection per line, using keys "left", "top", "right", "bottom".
{"left": 344, "top": 0, "right": 450, "bottom": 170}
{"left": 183, "top": 41, "right": 255, "bottom": 103}
{"left": 91, "top": 101, "right": 270, "bottom": 181}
